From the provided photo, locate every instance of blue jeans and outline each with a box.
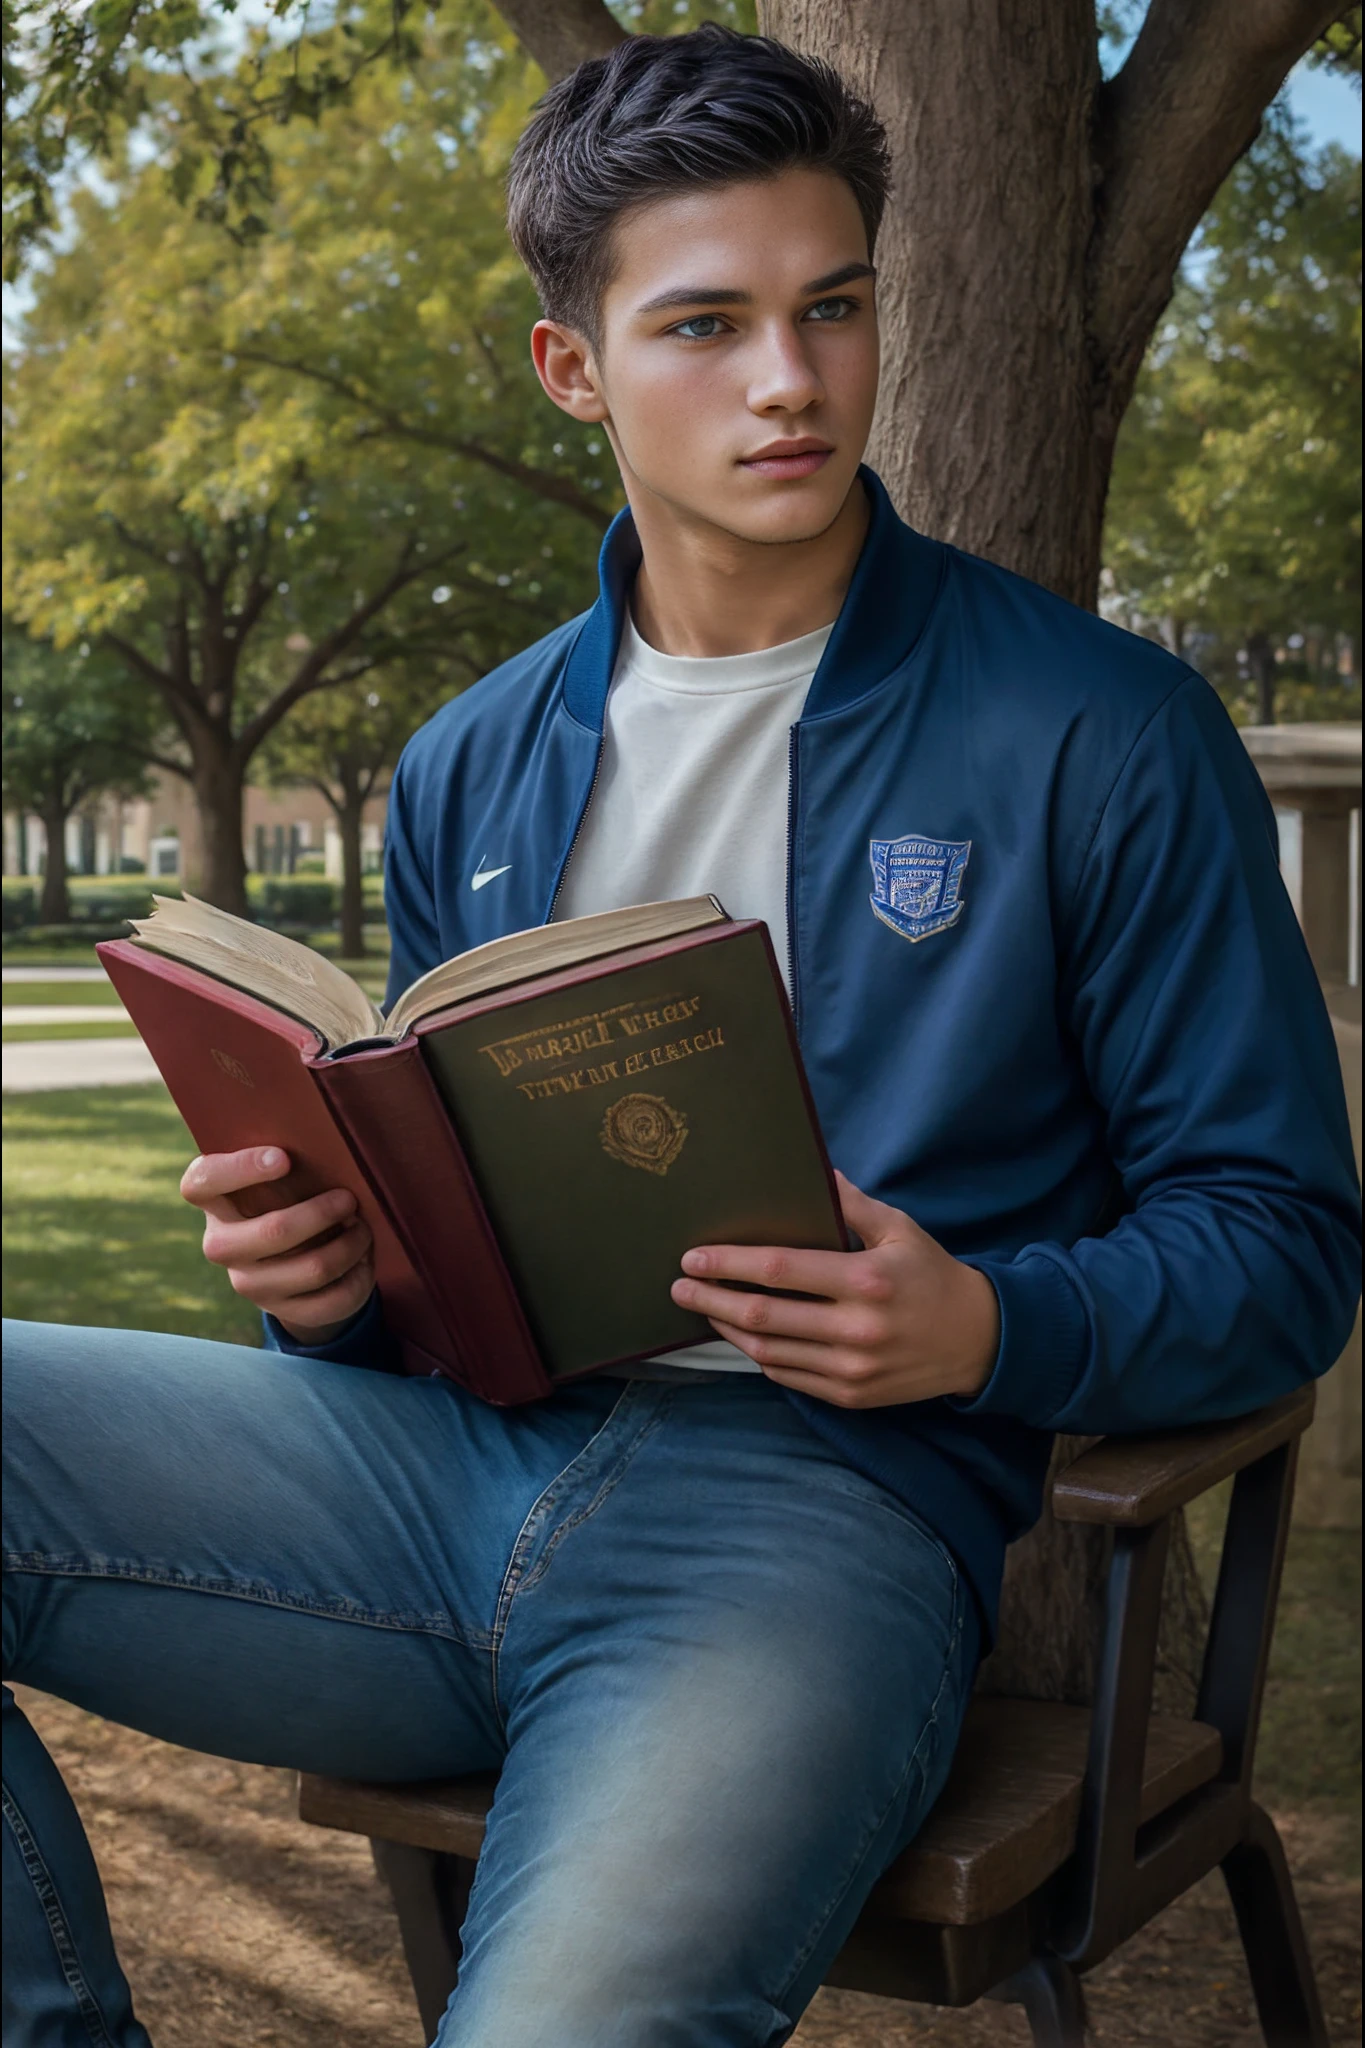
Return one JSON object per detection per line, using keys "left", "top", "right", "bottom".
{"left": 3, "top": 1319, "right": 978, "bottom": 2047}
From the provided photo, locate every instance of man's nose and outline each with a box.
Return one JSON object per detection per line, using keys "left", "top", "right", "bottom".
{"left": 745, "top": 322, "right": 826, "bottom": 416}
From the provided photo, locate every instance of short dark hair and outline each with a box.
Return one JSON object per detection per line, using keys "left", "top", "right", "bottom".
{"left": 506, "top": 24, "right": 890, "bottom": 346}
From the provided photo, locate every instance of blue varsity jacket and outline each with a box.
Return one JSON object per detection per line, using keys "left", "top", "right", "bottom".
{"left": 270, "top": 469, "right": 1361, "bottom": 1637}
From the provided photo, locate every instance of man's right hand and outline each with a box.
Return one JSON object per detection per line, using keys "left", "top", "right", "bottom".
{"left": 181, "top": 1148, "right": 375, "bottom": 1345}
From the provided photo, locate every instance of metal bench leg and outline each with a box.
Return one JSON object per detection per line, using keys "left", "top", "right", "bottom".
{"left": 370, "top": 1839, "right": 473, "bottom": 2045}
{"left": 988, "top": 1955, "right": 1089, "bottom": 2047}
{"left": 1221, "top": 1803, "right": 1329, "bottom": 2048}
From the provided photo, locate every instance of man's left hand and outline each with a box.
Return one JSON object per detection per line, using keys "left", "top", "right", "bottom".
{"left": 670, "top": 1171, "right": 999, "bottom": 1408}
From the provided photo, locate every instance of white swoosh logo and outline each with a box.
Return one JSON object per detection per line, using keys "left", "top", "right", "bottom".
{"left": 471, "top": 860, "right": 512, "bottom": 892}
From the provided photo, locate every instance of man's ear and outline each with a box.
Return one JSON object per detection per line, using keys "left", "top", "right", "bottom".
{"left": 531, "top": 319, "right": 609, "bottom": 423}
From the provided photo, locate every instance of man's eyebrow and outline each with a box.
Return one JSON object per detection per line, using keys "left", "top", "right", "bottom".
{"left": 634, "top": 261, "right": 875, "bottom": 319}
{"left": 801, "top": 261, "right": 876, "bottom": 294}
{"left": 634, "top": 284, "right": 752, "bottom": 316}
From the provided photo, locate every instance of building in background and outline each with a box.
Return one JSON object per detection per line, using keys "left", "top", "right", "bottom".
{"left": 2, "top": 770, "right": 388, "bottom": 884}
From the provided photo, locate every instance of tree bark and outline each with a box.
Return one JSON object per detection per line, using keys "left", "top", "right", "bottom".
{"left": 38, "top": 799, "right": 71, "bottom": 925}
{"left": 763, "top": 0, "right": 1105, "bottom": 605}
{"left": 1248, "top": 630, "right": 1278, "bottom": 725}
{"left": 190, "top": 752, "right": 249, "bottom": 916}
{"left": 757, "top": 0, "right": 1338, "bottom": 608}
{"left": 335, "top": 777, "right": 367, "bottom": 961}
{"left": 490, "top": 0, "right": 625, "bottom": 81}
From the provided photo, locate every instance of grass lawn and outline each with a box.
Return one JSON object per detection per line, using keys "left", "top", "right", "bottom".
{"left": 2, "top": 1086, "right": 260, "bottom": 1345}
{"left": 3, "top": 1021, "right": 140, "bottom": 1043}
{"left": 3, "top": 941, "right": 390, "bottom": 1017}
{"left": 2, "top": 944, "right": 107, "bottom": 969}
{"left": 1, "top": 980, "right": 125, "bottom": 1005}
{"left": 3, "top": 1084, "right": 1359, "bottom": 1876}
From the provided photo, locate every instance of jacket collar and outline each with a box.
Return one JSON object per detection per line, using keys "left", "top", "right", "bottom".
{"left": 561, "top": 465, "right": 945, "bottom": 732}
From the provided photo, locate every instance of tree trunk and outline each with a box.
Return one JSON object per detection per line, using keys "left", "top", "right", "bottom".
{"left": 190, "top": 751, "right": 249, "bottom": 916}
{"left": 1248, "top": 630, "right": 1277, "bottom": 726}
{"left": 336, "top": 781, "right": 367, "bottom": 961}
{"left": 38, "top": 800, "right": 71, "bottom": 925}
{"left": 761, "top": 0, "right": 1109, "bottom": 606}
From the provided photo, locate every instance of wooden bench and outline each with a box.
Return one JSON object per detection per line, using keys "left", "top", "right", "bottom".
{"left": 300, "top": 1384, "right": 1327, "bottom": 2047}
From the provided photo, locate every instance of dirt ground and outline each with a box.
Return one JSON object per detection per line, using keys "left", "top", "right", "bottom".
{"left": 11, "top": 1687, "right": 1361, "bottom": 2048}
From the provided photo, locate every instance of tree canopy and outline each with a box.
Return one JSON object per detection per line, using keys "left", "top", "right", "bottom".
{"left": 1, "top": 3, "right": 619, "bottom": 906}
{"left": 1104, "top": 120, "right": 1362, "bottom": 720}
{"left": 1, "top": 626, "right": 159, "bottom": 919}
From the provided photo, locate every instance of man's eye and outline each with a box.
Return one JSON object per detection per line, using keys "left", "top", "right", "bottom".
{"left": 805, "top": 297, "right": 856, "bottom": 322}
{"left": 671, "top": 315, "right": 727, "bottom": 340}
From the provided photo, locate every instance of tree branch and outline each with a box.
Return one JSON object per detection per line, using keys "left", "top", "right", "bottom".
{"left": 1090, "top": 0, "right": 1345, "bottom": 413}
{"left": 108, "top": 517, "right": 200, "bottom": 583}
{"left": 233, "top": 550, "right": 449, "bottom": 762}
{"left": 489, "top": 0, "right": 626, "bottom": 82}
{"left": 102, "top": 631, "right": 199, "bottom": 716}
{"left": 138, "top": 750, "right": 196, "bottom": 781}
{"left": 231, "top": 349, "right": 613, "bottom": 531}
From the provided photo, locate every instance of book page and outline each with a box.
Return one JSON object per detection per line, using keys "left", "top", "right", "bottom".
{"left": 385, "top": 897, "right": 727, "bottom": 1039}
{"left": 127, "top": 896, "right": 383, "bottom": 1051}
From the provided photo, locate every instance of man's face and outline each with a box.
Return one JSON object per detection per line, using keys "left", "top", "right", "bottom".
{"left": 535, "top": 169, "right": 880, "bottom": 547}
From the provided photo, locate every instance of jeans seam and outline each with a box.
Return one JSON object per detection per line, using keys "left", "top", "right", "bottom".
{"left": 772, "top": 1572, "right": 968, "bottom": 2018}
{"left": 3, "top": 1553, "right": 492, "bottom": 1651}
{"left": 2, "top": 1783, "right": 118, "bottom": 2048}
{"left": 488, "top": 1385, "right": 668, "bottom": 1731}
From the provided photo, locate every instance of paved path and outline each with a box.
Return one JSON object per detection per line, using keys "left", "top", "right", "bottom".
{"left": 2, "top": 967, "right": 110, "bottom": 984}
{"left": 2, "top": 1039, "right": 161, "bottom": 1093}
{"left": 2, "top": 1005, "right": 130, "bottom": 1026}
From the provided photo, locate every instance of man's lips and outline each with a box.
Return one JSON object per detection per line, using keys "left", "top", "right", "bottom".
{"left": 738, "top": 443, "right": 834, "bottom": 480}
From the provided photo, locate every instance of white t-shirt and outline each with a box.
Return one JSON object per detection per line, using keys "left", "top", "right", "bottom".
{"left": 556, "top": 608, "right": 834, "bottom": 1374}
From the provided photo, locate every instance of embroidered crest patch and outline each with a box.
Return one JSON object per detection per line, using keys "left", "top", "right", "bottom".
{"left": 869, "top": 833, "right": 972, "bottom": 943}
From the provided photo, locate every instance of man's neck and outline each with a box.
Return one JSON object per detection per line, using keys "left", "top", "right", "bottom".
{"left": 627, "top": 477, "right": 869, "bottom": 659}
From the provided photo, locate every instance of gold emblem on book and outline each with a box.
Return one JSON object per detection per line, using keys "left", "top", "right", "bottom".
{"left": 210, "top": 1047, "right": 254, "bottom": 1088}
{"left": 599, "top": 1092, "right": 688, "bottom": 1176}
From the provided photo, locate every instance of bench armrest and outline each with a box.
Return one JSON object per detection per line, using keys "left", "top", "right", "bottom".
{"left": 1050, "top": 1384, "right": 1316, "bottom": 1528}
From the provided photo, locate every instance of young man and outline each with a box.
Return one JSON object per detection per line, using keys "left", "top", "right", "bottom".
{"left": 3, "top": 25, "right": 1359, "bottom": 2047}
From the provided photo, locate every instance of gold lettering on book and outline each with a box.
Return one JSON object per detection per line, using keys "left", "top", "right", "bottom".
{"left": 599, "top": 1093, "right": 689, "bottom": 1176}
{"left": 614, "top": 995, "right": 703, "bottom": 1037}
{"left": 482, "top": 993, "right": 713, "bottom": 1083}
{"left": 514, "top": 1027, "right": 724, "bottom": 1100}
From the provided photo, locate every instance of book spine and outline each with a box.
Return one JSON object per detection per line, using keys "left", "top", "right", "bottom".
{"left": 309, "top": 1041, "right": 550, "bottom": 1405}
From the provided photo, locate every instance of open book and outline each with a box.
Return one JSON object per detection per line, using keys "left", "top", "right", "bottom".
{"left": 99, "top": 895, "right": 843, "bottom": 1404}
{"left": 126, "top": 891, "right": 729, "bottom": 1051}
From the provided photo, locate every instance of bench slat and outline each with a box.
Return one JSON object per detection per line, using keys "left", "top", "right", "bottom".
{"left": 299, "top": 1697, "right": 1221, "bottom": 1929}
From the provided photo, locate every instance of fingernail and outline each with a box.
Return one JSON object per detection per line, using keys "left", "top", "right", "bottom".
{"left": 682, "top": 1251, "right": 708, "bottom": 1274}
{"left": 671, "top": 1280, "right": 693, "bottom": 1303}
{"left": 260, "top": 1148, "right": 285, "bottom": 1171}
{"left": 330, "top": 1188, "right": 356, "bottom": 1214}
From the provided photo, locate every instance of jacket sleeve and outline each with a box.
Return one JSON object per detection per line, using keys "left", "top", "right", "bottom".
{"left": 260, "top": 1290, "right": 404, "bottom": 1374}
{"left": 958, "top": 674, "right": 1361, "bottom": 1436}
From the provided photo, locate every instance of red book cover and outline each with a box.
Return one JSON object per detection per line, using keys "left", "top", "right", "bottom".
{"left": 98, "top": 941, "right": 464, "bottom": 1381}
{"left": 311, "top": 1042, "right": 547, "bottom": 1403}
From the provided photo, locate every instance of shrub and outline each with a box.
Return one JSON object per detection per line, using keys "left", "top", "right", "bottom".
{"left": 250, "top": 876, "right": 338, "bottom": 928}
{"left": 66, "top": 880, "right": 171, "bottom": 923}
{"left": 2, "top": 883, "right": 38, "bottom": 933}
{"left": 3, "top": 922, "right": 137, "bottom": 948}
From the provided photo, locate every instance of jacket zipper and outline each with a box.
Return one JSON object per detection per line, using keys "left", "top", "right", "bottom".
{"left": 786, "top": 724, "right": 801, "bottom": 1032}
{"left": 546, "top": 737, "right": 606, "bottom": 922}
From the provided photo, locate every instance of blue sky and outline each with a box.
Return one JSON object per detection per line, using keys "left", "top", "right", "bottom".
{"left": 1283, "top": 59, "right": 1362, "bottom": 153}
